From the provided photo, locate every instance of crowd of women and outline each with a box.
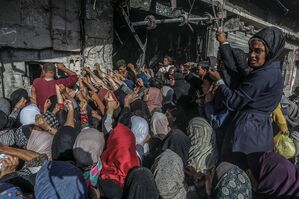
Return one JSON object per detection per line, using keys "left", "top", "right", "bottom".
{"left": 1, "top": 26, "right": 299, "bottom": 199}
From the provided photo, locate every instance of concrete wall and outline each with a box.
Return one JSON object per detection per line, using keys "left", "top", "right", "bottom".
{"left": 0, "top": 0, "right": 113, "bottom": 97}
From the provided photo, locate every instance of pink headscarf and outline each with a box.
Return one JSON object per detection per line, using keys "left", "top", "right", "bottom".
{"left": 26, "top": 130, "right": 53, "bottom": 160}
{"left": 146, "top": 88, "right": 163, "bottom": 113}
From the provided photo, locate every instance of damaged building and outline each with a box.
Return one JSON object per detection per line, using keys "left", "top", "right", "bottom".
{"left": 0, "top": 0, "right": 299, "bottom": 97}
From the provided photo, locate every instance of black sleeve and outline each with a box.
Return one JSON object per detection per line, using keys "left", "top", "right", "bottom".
{"left": 219, "top": 44, "right": 238, "bottom": 72}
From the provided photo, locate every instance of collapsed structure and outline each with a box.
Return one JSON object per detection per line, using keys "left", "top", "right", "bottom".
{"left": 0, "top": 0, "right": 298, "bottom": 96}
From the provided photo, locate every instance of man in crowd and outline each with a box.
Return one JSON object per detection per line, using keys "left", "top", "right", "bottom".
{"left": 31, "top": 63, "right": 78, "bottom": 112}
{"left": 157, "top": 56, "right": 174, "bottom": 81}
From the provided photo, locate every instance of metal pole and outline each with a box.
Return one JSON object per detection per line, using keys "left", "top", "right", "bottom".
{"left": 132, "top": 17, "right": 211, "bottom": 27}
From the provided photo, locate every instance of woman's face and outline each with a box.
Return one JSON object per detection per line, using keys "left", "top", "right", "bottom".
{"left": 163, "top": 58, "right": 170, "bottom": 66}
{"left": 143, "top": 89, "right": 149, "bottom": 102}
{"left": 249, "top": 40, "right": 267, "bottom": 68}
{"left": 169, "top": 68, "right": 175, "bottom": 75}
{"left": 201, "top": 79, "right": 211, "bottom": 94}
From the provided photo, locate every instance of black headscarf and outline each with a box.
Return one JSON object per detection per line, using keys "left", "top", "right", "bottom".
{"left": 123, "top": 167, "right": 159, "bottom": 199}
{"left": 250, "top": 26, "right": 285, "bottom": 64}
{"left": 130, "top": 99, "right": 151, "bottom": 121}
{"left": 161, "top": 129, "right": 191, "bottom": 166}
{"left": 10, "top": 88, "right": 29, "bottom": 108}
{"left": 51, "top": 126, "right": 79, "bottom": 162}
{"left": 47, "top": 95, "right": 57, "bottom": 113}
{"left": 231, "top": 48, "right": 251, "bottom": 76}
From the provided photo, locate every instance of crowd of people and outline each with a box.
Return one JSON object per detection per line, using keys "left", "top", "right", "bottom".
{"left": 1, "top": 26, "right": 299, "bottom": 199}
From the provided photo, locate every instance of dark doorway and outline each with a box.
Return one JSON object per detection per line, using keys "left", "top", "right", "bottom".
{"left": 26, "top": 62, "right": 42, "bottom": 84}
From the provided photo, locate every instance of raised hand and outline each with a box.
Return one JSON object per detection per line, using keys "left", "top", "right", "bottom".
{"left": 15, "top": 97, "right": 27, "bottom": 109}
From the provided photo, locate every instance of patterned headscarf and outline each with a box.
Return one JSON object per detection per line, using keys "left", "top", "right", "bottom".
{"left": 212, "top": 162, "right": 252, "bottom": 199}
{"left": 152, "top": 149, "right": 186, "bottom": 199}
{"left": 187, "top": 117, "right": 218, "bottom": 174}
{"left": 42, "top": 111, "right": 60, "bottom": 129}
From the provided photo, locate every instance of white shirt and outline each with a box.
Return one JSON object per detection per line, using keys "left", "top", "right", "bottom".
{"left": 158, "top": 65, "right": 173, "bottom": 73}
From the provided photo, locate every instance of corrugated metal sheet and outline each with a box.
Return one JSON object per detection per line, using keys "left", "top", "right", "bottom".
{"left": 227, "top": 31, "right": 252, "bottom": 53}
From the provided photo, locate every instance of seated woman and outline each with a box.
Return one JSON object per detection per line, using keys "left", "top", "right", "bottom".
{"left": 123, "top": 167, "right": 159, "bottom": 199}
{"left": 248, "top": 152, "right": 299, "bottom": 198}
{"left": 187, "top": 161, "right": 252, "bottom": 199}
{"left": 151, "top": 130, "right": 191, "bottom": 199}
{"left": 99, "top": 122, "right": 140, "bottom": 198}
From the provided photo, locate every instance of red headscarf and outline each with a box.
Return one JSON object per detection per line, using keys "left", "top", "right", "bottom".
{"left": 100, "top": 123, "right": 140, "bottom": 186}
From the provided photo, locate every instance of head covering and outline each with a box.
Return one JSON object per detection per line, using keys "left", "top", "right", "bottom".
{"left": 116, "top": 59, "right": 126, "bottom": 69}
{"left": 281, "top": 95, "right": 299, "bottom": 128}
{"left": 172, "top": 73, "right": 190, "bottom": 100}
{"left": 149, "top": 78, "right": 163, "bottom": 89}
{"left": 100, "top": 123, "right": 140, "bottom": 186}
{"left": 250, "top": 26, "right": 285, "bottom": 63}
{"left": 26, "top": 129, "right": 54, "bottom": 160}
{"left": 162, "top": 86, "right": 175, "bottom": 105}
{"left": 162, "top": 129, "right": 191, "bottom": 166}
{"left": 150, "top": 112, "right": 169, "bottom": 139}
{"left": 35, "top": 161, "right": 88, "bottom": 199}
{"left": 212, "top": 162, "right": 252, "bottom": 199}
{"left": 152, "top": 149, "right": 186, "bottom": 199}
{"left": 10, "top": 88, "right": 29, "bottom": 108}
{"left": 130, "top": 99, "right": 151, "bottom": 120}
{"left": 249, "top": 152, "right": 299, "bottom": 198}
{"left": 131, "top": 116, "right": 149, "bottom": 145}
{"left": 42, "top": 111, "right": 60, "bottom": 129}
{"left": 291, "top": 131, "right": 299, "bottom": 156}
{"left": 123, "top": 167, "right": 159, "bottom": 199}
{"left": 51, "top": 126, "right": 79, "bottom": 161}
{"left": 0, "top": 97, "right": 11, "bottom": 116}
{"left": 146, "top": 87, "right": 163, "bottom": 113}
{"left": 20, "top": 104, "right": 40, "bottom": 125}
{"left": 0, "top": 183, "right": 24, "bottom": 198}
{"left": 187, "top": 117, "right": 218, "bottom": 174}
{"left": 73, "top": 128, "right": 105, "bottom": 167}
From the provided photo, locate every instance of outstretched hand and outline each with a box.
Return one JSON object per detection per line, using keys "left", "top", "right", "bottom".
{"left": 208, "top": 70, "right": 221, "bottom": 81}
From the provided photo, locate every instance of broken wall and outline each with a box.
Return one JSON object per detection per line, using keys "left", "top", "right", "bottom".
{"left": 0, "top": 0, "right": 113, "bottom": 97}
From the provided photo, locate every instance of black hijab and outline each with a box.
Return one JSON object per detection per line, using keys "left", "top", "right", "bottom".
{"left": 123, "top": 167, "right": 159, "bottom": 199}
{"left": 51, "top": 126, "right": 79, "bottom": 162}
{"left": 161, "top": 129, "right": 191, "bottom": 166}
{"left": 250, "top": 26, "right": 285, "bottom": 64}
{"left": 10, "top": 88, "right": 29, "bottom": 108}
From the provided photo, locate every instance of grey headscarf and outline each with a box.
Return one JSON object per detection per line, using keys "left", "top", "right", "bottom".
{"left": 281, "top": 95, "right": 299, "bottom": 128}
{"left": 152, "top": 149, "right": 186, "bottom": 199}
{"left": 187, "top": 117, "right": 218, "bottom": 174}
{"left": 73, "top": 128, "right": 105, "bottom": 167}
{"left": 150, "top": 112, "right": 169, "bottom": 140}
{"left": 0, "top": 98, "right": 11, "bottom": 116}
